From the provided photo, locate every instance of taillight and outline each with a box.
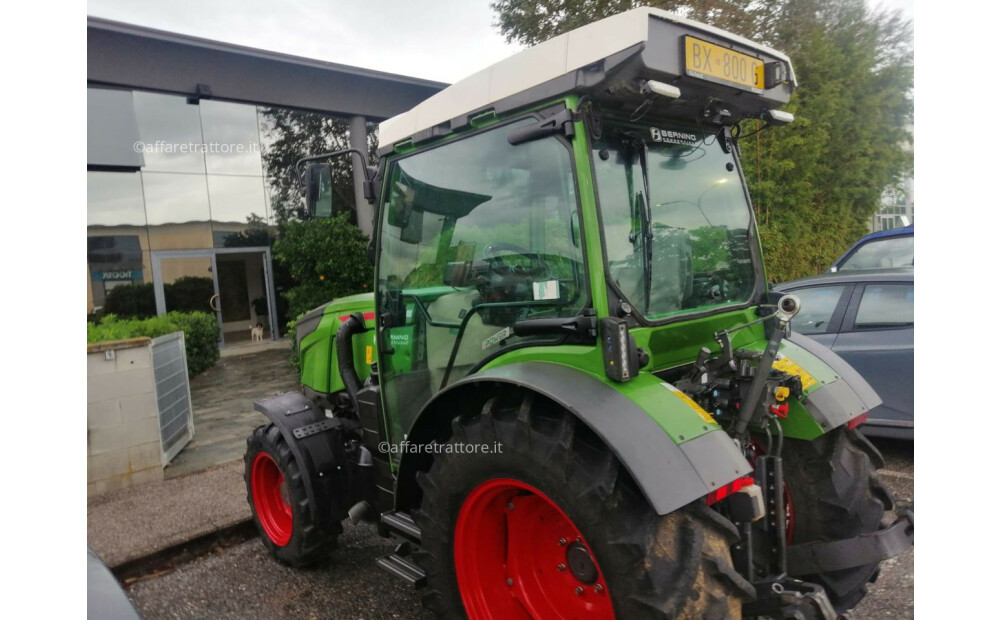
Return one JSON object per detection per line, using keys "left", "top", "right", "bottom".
{"left": 846, "top": 412, "right": 869, "bottom": 430}
{"left": 705, "top": 476, "right": 755, "bottom": 505}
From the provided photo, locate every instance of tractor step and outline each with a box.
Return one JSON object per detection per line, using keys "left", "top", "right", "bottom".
{"left": 379, "top": 510, "right": 421, "bottom": 544}
{"left": 377, "top": 546, "right": 426, "bottom": 588}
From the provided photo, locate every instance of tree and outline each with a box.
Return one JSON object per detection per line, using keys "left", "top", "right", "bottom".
{"left": 491, "top": 0, "right": 913, "bottom": 281}
{"left": 258, "top": 108, "right": 379, "bottom": 223}
{"left": 222, "top": 213, "right": 274, "bottom": 247}
{"left": 271, "top": 213, "right": 375, "bottom": 318}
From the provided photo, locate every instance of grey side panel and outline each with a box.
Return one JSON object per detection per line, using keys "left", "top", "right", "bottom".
{"left": 404, "top": 362, "right": 750, "bottom": 516}
{"left": 787, "top": 332, "right": 881, "bottom": 409}
{"left": 679, "top": 430, "right": 751, "bottom": 491}
{"left": 802, "top": 379, "right": 868, "bottom": 431}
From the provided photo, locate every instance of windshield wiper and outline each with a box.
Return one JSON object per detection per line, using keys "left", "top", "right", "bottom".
{"left": 622, "top": 133, "right": 654, "bottom": 312}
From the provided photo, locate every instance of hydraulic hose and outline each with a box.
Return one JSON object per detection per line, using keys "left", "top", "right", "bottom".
{"left": 336, "top": 312, "right": 368, "bottom": 414}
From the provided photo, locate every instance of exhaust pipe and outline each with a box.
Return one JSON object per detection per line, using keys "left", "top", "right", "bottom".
{"left": 336, "top": 312, "right": 368, "bottom": 414}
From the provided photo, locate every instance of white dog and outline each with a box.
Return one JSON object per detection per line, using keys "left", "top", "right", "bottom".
{"left": 250, "top": 322, "right": 264, "bottom": 342}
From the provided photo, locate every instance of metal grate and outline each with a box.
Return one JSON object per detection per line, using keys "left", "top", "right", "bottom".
{"left": 151, "top": 332, "right": 194, "bottom": 466}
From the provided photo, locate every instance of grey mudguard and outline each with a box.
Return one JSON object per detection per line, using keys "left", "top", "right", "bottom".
{"left": 786, "top": 332, "right": 883, "bottom": 430}
{"left": 398, "top": 361, "right": 751, "bottom": 516}
{"left": 253, "top": 392, "right": 347, "bottom": 525}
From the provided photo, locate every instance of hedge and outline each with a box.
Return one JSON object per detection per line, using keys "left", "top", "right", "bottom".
{"left": 87, "top": 312, "right": 220, "bottom": 377}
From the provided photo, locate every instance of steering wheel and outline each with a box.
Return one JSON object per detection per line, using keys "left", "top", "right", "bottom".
{"left": 483, "top": 243, "right": 550, "bottom": 276}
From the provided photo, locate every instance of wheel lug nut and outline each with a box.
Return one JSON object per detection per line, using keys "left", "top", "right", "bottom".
{"left": 506, "top": 578, "right": 514, "bottom": 587}
{"left": 558, "top": 537, "right": 567, "bottom": 546}
{"left": 594, "top": 584, "right": 604, "bottom": 594}
{"left": 575, "top": 586, "right": 584, "bottom": 596}
{"left": 557, "top": 563, "right": 567, "bottom": 571}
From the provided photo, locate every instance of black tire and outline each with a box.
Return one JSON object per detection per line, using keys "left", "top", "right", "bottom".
{"left": 412, "top": 389, "right": 755, "bottom": 619}
{"left": 244, "top": 423, "right": 338, "bottom": 566}
{"left": 781, "top": 427, "right": 894, "bottom": 613}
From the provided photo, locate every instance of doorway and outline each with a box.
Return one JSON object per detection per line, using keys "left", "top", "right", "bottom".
{"left": 150, "top": 247, "right": 278, "bottom": 348}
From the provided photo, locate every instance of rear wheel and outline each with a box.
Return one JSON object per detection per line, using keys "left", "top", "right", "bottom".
{"left": 780, "top": 427, "right": 893, "bottom": 613}
{"left": 244, "top": 424, "right": 338, "bottom": 566}
{"left": 412, "top": 390, "right": 754, "bottom": 619}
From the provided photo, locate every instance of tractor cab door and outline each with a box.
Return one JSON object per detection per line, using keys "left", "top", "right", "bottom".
{"left": 374, "top": 116, "right": 588, "bottom": 446}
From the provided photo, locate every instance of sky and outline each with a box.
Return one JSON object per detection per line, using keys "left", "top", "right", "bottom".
{"left": 88, "top": 0, "right": 914, "bottom": 85}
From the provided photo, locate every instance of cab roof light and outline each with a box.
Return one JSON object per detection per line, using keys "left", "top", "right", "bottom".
{"left": 640, "top": 80, "right": 682, "bottom": 100}
{"left": 763, "top": 109, "right": 795, "bottom": 126}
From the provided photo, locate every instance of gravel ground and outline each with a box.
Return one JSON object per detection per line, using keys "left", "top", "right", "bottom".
{"left": 128, "top": 437, "right": 914, "bottom": 619}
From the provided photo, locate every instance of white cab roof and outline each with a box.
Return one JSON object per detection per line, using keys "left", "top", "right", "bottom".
{"left": 379, "top": 7, "right": 793, "bottom": 148}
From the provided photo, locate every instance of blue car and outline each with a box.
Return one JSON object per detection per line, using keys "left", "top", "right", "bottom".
{"left": 832, "top": 226, "right": 913, "bottom": 271}
{"left": 773, "top": 268, "right": 914, "bottom": 439}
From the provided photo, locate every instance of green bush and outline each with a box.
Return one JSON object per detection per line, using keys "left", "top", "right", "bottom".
{"left": 287, "top": 315, "right": 303, "bottom": 372}
{"left": 104, "top": 283, "right": 156, "bottom": 318}
{"left": 273, "top": 214, "right": 373, "bottom": 318}
{"left": 165, "top": 276, "right": 214, "bottom": 313}
{"left": 87, "top": 312, "right": 220, "bottom": 377}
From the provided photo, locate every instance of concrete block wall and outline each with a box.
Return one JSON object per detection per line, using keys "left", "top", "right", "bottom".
{"left": 88, "top": 338, "right": 164, "bottom": 497}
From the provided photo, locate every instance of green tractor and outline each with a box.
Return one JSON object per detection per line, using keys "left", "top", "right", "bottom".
{"left": 244, "top": 7, "right": 912, "bottom": 619}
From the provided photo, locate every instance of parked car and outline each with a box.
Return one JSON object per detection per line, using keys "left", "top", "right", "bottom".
{"left": 773, "top": 268, "right": 913, "bottom": 439}
{"left": 88, "top": 547, "right": 142, "bottom": 620}
{"left": 832, "top": 225, "right": 913, "bottom": 271}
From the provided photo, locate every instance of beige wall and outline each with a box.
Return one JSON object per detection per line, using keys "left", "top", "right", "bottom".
{"left": 87, "top": 339, "right": 164, "bottom": 497}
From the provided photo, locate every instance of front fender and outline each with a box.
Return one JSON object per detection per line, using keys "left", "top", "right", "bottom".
{"left": 253, "top": 392, "right": 350, "bottom": 530}
{"left": 395, "top": 361, "right": 751, "bottom": 516}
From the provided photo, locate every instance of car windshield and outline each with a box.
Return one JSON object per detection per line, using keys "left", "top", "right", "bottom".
{"left": 591, "top": 120, "right": 756, "bottom": 319}
{"left": 839, "top": 236, "right": 913, "bottom": 270}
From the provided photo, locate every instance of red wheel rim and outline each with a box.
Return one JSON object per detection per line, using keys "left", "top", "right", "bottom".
{"left": 454, "top": 478, "right": 615, "bottom": 620}
{"left": 251, "top": 452, "right": 292, "bottom": 546}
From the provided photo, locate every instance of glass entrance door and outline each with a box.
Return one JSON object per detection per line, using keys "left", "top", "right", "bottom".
{"left": 151, "top": 248, "right": 277, "bottom": 348}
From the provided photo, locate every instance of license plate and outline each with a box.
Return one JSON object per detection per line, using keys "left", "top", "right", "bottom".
{"left": 684, "top": 36, "right": 764, "bottom": 93}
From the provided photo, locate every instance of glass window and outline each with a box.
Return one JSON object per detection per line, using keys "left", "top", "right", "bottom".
{"left": 88, "top": 88, "right": 143, "bottom": 169}
{"left": 854, "top": 284, "right": 914, "bottom": 330}
{"left": 787, "top": 285, "right": 846, "bottom": 335}
{"left": 207, "top": 175, "right": 267, "bottom": 225}
{"left": 257, "top": 106, "right": 354, "bottom": 223}
{"left": 133, "top": 91, "right": 207, "bottom": 173}
{"left": 88, "top": 171, "right": 147, "bottom": 227}
{"left": 593, "top": 121, "right": 755, "bottom": 319}
{"left": 141, "top": 172, "right": 213, "bottom": 250}
{"left": 199, "top": 100, "right": 264, "bottom": 175}
{"left": 840, "top": 236, "right": 913, "bottom": 270}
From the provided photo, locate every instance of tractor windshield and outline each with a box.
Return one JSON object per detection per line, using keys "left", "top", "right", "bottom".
{"left": 592, "top": 120, "right": 757, "bottom": 319}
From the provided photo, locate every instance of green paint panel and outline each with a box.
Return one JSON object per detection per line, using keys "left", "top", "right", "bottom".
{"left": 640, "top": 307, "right": 765, "bottom": 371}
{"left": 299, "top": 294, "right": 376, "bottom": 394}
{"left": 482, "top": 346, "right": 720, "bottom": 444}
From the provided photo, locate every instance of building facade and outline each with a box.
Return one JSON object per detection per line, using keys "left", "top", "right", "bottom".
{"left": 87, "top": 18, "right": 445, "bottom": 347}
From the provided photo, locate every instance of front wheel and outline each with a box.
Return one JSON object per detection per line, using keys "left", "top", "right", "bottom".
{"left": 412, "top": 390, "right": 754, "bottom": 619}
{"left": 244, "top": 424, "right": 338, "bottom": 566}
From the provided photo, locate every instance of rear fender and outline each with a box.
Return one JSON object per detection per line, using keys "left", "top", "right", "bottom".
{"left": 776, "top": 334, "right": 883, "bottom": 440}
{"left": 394, "top": 362, "right": 751, "bottom": 516}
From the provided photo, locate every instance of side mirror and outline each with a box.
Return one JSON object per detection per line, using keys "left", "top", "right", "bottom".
{"left": 304, "top": 163, "right": 334, "bottom": 217}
